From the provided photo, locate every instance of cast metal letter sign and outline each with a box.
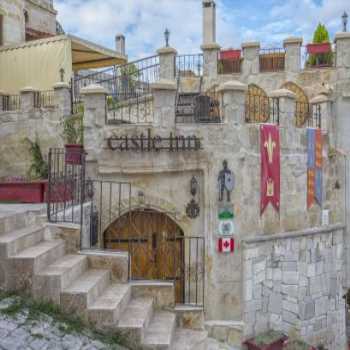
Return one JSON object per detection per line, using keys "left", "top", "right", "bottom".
{"left": 107, "top": 129, "right": 202, "bottom": 152}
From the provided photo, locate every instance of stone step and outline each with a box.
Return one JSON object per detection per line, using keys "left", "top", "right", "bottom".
{"left": 143, "top": 311, "right": 176, "bottom": 350}
{"left": 118, "top": 297, "right": 154, "bottom": 346}
{"left": 173, "top": 305, "right": 205, "bottom": 330}
{"left": 33, "top": 254, "right": 88, "bottom": 304}
{"left": 60, "top": 269, "right": 111, "bottom": 317}
{"left": 88, "top": 283, "right": 132, "bottom": 330}
{"left": 0, "top": 212, "right": 33, "bottom": 236}
{"left": 10, "top": 239, "right": 66, "bottom": 290}
{"left": 0, "top": 225, "right": 44, "bottom": 258}
{"left": 170, "top": 329, "right": 208, "bottom": 350}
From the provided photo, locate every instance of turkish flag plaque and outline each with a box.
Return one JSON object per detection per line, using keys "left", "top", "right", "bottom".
{"left": 260, "top": 125, "right": 280, "bottom": 215}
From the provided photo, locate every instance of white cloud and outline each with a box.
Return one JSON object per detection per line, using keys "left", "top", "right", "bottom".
{"left": 55, "top": 0, "right": 349, "bottom": 59}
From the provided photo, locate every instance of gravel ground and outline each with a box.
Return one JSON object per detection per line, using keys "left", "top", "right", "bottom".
{"left": 0, "top": 296, "right": 128, "bottom": 350}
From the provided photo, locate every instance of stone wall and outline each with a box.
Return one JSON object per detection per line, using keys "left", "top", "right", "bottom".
{"left": 25, "top": 0, "right": 57, "bottom": 35}
{"left": 83, "top": 83, "right": 344, "bottom": 323}
{"left": 242, "top": 225, "right": 346, "bottom": 350}
{"left": 0, "top": 0, "right": 25, "bottom": 46}
{"left": 0, "top": 85, "right": 70, "bottom": 179}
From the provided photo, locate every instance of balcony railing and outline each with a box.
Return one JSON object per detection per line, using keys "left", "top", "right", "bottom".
{"left": 34, "top": 90, "right": 55, "bottom": 108}
{"left": 2, "top": 95, "right": 21, "bottom": 112}
{"left": 245, "top": 94, "right": 280, "bottom": 124}
{"left": 106, "top": 92, "right": 154, "bottom": 125}
{"left": 73, "top": 55, "right": 160, "bottom": 99}
{"left": 176, "top": 54, "right": 203, "bottom": 77}
{"left": 176, "top": 89, "right": 222, "bottom": 124}
{"left": 259, "top": 48, "right": 285, "bottom": 73}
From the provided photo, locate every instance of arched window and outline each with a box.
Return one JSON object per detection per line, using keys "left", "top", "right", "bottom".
{"left": 281, "top": 82, "right": 310, "bottom": 127}
{"left": 24, "top": 10, "right": 29, "bottom": 24}
{"left": 245, "top": 84, "right": 270, "bottom": 123}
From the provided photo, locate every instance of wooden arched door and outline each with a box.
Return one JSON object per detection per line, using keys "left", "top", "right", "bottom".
{"left": 281, "top": 82, "right": 310, "bottom": 127}
{"left": 104, "top": 209, "right": 185, "bottom": 303}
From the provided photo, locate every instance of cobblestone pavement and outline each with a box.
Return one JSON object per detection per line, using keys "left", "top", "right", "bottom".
{"left": 0, "top": 297, "right": 127, "bottom": 350}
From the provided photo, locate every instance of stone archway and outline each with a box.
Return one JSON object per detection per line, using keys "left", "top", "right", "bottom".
{"left": 281, "top": 81, "right": 310, "bottom": 127}
{"left": 104, "top": 208, "right": 185, "bottom": 303}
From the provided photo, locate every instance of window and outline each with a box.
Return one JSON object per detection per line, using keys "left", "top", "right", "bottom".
{"left": 0, "top": 14, "right": 3, "bottom": 46}
{"left": 24, "top": 10, "right": 29, "bottom": 25}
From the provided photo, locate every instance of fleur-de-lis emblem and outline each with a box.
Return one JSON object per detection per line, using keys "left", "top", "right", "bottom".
{"left": 264, "top": 133, "right": 276, "bottom": 164}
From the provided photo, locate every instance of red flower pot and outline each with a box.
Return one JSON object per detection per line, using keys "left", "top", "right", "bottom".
{"left": 0, "top": 181, "right": 47, "bottom": 203}
{"left": 220, "top": 49, "right": 241, "bottom": 60}
{"left": 307, "top": 43, "right": 331, "bottom": 55}
{"left": 65, "top": 144, "right": 85, "bottom": 165}
{"left": 243, "top": 334, "right": 288, "bottom": 350}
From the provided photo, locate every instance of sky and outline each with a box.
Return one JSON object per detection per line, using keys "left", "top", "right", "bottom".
{"left": 55, "top": 0, "right": 349, "bottom": 60}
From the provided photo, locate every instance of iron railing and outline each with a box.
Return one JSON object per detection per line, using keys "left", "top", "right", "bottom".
{"left": 295, "top": 101, "right": 311, "bottom": 127}
{"left": 308, "top": 104, "right": 322, "bottom": 129}
{"left": 2, "top": 95, "right": 21, "bottom": 111}
{"left": 218, "top": 58, "right": 241, "bottom": 74}
{"left": 175, "top": 89, "right": 222, "bottom": 124}
{"left": 245, "top": 94, "right": 280, "bottom": 124}
{"left": 259, "top": 48, "right": 286, "bottom": 73}
{"left": 73, "top": 55, "right": 160, "bottom": 100}
{"left": 34, "top": 90, "right": 55, "bottom": 108}
{"left": 106, "top": 92, "right": 154, "bottom": 124}
{"left": 176, "top": 54, "right": 204, "bottom": 77}
{"left": 47, "top": 148, "right": 86, "bottom": 226}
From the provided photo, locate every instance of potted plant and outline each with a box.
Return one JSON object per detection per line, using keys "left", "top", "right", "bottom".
{"left": 243, "top": 331, "right": 287, "bottom": 350}
{"left": 306, "top": 23, "right": 333, "bottom": 67}
{"left": 61, "top": 112, "right": 84, "bottom": 165}
{"left": 282, "top": 329, "right": 317, "bottom": 350}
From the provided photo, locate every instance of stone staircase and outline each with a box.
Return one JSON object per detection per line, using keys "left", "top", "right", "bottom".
{"left": 0, "top": 210, "right": 209, "bottom": 350}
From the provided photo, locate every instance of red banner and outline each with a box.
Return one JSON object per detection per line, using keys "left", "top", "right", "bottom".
{"left": 261, "top": 125, "right": 280, "bottom": 215}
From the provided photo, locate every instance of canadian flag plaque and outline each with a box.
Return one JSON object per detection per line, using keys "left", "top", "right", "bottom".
{"left": 218, "top": 238, "right": 235, "bottom": 253}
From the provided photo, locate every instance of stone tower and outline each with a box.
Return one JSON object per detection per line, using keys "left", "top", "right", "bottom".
{"left": 202, "top": 0, "right": 216, "bottom": 45}
{"left": 115, "top": 34, "right": 126, "bottom": 56}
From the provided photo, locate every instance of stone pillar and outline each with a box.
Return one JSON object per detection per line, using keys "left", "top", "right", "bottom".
{"left": 242, "top": 42, "right": 260, "bottom": 76}
{"left": 20, "top": 87, "right": 36, "bottom": 113}
{"left": 151, "top": 79, "right": 177, "bottom": 127}
{"left": 80, "top": 84, "right": 108, "bottom": 161}
{"left": 54, "top": 82, "right": 71, "bottom": 117}
{"left": 269, "top": 89, "right": 296, "bottom": 128}
{"left": 201, "top": 43, "right": 221, "bottom": 82}
{"left": 202, "top": 0, "right": 216, "bottom": 46}
{"left": 335, "top": 32, "right": 350, "bottom": 68}
{"left": 115, "top": 34, "right": 126, "bottom": 56}
{"left": 283, "top": 37, "right": 303, "bottom": 73}
{"left": 157, "top": 47, "right": 177, "bottom": 81}
{"left": 218, "top": 80, "right": 247, "bottom": 125}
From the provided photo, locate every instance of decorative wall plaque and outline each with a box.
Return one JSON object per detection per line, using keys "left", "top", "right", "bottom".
{"left": 218, "top": 160, "right": 234, "bottom": 202}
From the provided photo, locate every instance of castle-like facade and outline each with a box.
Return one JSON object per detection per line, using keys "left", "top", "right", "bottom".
{"left": 0, "top": 1, "right": 350, "bottom": 349}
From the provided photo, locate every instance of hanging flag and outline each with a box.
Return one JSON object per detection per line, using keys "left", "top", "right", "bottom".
{"left": 218, "top": 238, "right": 235, "bottom": 253}
{"left": 307, "top": 128, "right": 323, "bottom": 208}
{"left": 261, "top": 125, "right": 280, "bottom": 215}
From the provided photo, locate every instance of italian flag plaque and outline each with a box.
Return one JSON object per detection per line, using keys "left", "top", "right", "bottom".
{"left": 218, "top": 238, "right": 235, "bottom": 253}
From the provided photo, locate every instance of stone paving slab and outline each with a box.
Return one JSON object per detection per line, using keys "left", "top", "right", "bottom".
{"left": 0, "top": 204, "right": 46, "bottom": 218}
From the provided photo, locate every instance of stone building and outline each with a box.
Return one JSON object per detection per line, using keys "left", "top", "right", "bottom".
{"left": 0, "top": 1, "right": 350, "bottom": 349}
{"left": 0, "top": 0, "right": 57, "bottom": 46}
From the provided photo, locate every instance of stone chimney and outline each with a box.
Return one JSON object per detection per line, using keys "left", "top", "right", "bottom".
{"left": 203, "top": 0, "right": 216, "bottom": 45}
{"left": 115, "top": 34, "right": 126, "bottom": 56}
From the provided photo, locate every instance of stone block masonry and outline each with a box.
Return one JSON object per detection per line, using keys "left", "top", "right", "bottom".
{"left": 243, "top": 225, "right": 347, "bottom": 350}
